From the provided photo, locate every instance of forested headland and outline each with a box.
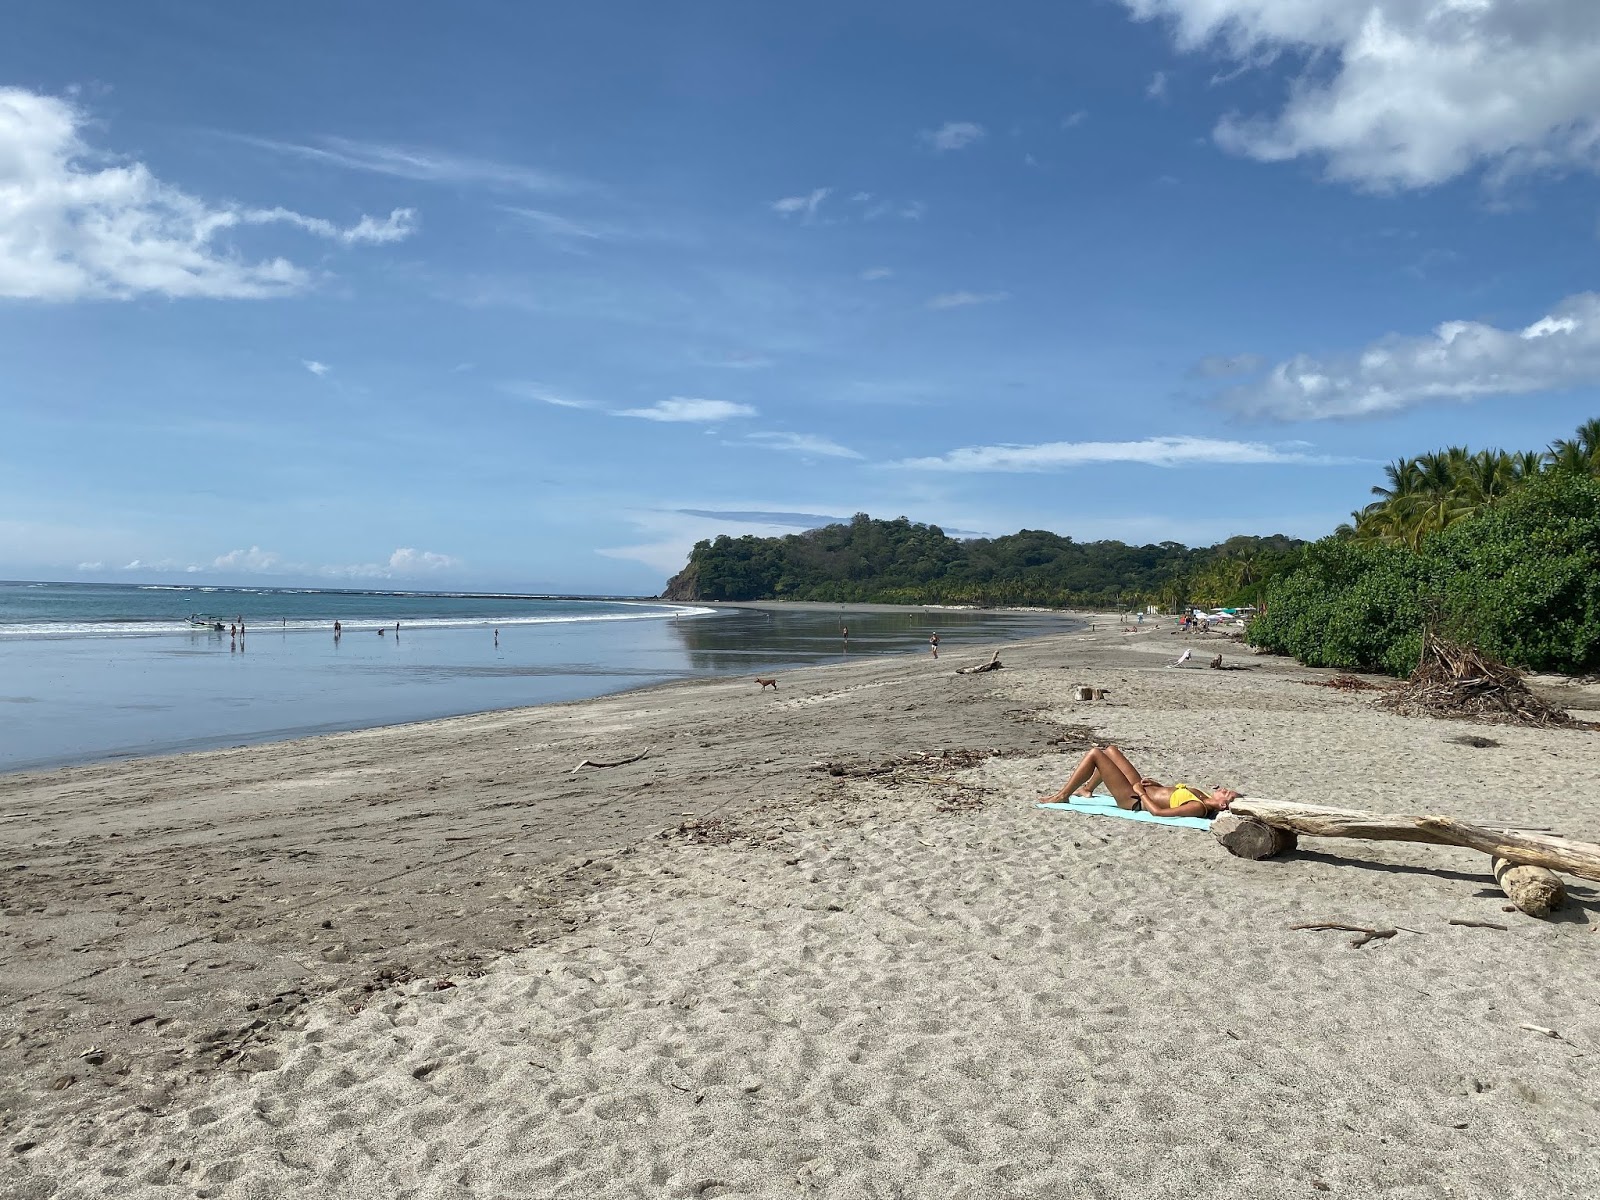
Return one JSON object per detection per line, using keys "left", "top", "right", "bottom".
{"left": 662, "top": 517, "right": 1301, "bottom": 609}
{"left": 663, "top": 418, "right": 1600, "bottom": 677}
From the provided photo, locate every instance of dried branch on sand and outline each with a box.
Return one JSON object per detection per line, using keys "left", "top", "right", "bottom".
{"left": 1379, "top": 634, "right": 1577, "bottom": 728}
{"left": 1304, "top": 674, "right": 1380, "bottom": 692}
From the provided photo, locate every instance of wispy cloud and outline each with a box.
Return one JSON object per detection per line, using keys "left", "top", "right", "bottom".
{"left": 1220, "top": 291, "right": 1600, "bottom": 420}
{"left": 771, "top": 187, "right": 832, "bottom": 221}
{"left": 499, "top": 206, "right": 613, "bottom": 244}
{"left": 302, "top": 360, "right": 331, "bottom": 377}
{"left": 698, "top": 351, "right": 775, "bottom": 370}
{"left": 0, "top": 88, "right": 411, "bottom": 302}
{"left": 675, "top": 508, "right": 848, "bottom": 528}
{"left": 1062, "top": 110, "right": 1088, "bottom": 128}
{"left": 922, "top": 121, "right": 986, "bottom": 152}
{"left": 1146, "top": 71, "right": 1169, "bottom": 101}
{"left": 927, "top": 290, "right": 1009, "bottom": 310}
{"left": 860, "top": 267, "right": 894, "bottom": 281}
{"left": 499, "top": 382, "right": 596, "bottom": 409}
{"left": 615, "top": 397, "right": 756, "bottom": 423}
{"left": 745, "top": 432, "right": 864, "bottom": 459}
{"left": 894, "top": 435, "right": 1343, "bottom": 472}
{"left": 850, "top": 193, "right": 925, "bottom": 221}
{"left": 238, "top": 133, "right": 585, "bottom": 193}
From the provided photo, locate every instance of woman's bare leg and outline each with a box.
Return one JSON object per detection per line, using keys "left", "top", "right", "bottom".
{"left": 1039, "top": 747, "right": 1145, "bottom": 808}
{"left": 1040, "top": 749, "right": 1102, "bottom": 803}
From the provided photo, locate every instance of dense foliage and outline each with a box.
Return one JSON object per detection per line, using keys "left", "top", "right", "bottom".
{"left": 1250, "top": 471, "right": 1600, "bottom": 675}
{"left": 1341, "top": 418, "right": 1600, "bottom": 548}
{"left": 662, "top": 514, "right": 1301, "bottom": 609}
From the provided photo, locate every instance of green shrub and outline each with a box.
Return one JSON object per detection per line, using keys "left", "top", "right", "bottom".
{"left": 1251, "top": 472, "right": 1600, "bottom": 676}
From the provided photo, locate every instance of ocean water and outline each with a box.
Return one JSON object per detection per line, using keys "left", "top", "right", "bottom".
{"left": 0, "top": 582, "right": 1079, "bottom": 773}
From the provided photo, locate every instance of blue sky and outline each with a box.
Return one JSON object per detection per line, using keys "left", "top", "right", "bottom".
{"left": 5, "top": 2, "right": 1600, "bottom": 595}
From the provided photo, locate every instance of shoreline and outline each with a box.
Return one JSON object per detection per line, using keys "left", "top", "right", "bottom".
{"left": 5, "top": 616, "right": 1599, "bottom": 1195}
{"left": 0, "top": 603, "right": 1080, "bottom": 777}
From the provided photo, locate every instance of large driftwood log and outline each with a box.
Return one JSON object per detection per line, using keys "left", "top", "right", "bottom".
{"left": 1493, "top": 856, "right": 1567, "bottom": 916}
{"left": 1227, "top": 798, "right": 1600, "bottom": 884}
{"left": 1210, "top": 811, "right": 1297, "bottom": 859}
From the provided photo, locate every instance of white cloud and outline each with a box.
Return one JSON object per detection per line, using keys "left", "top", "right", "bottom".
{"left": 922, "top": 121, "right": 987, "bottom": 152}
{"left": 240, "top": 134, "right": 584, "bottom": 193}
{"left": 0, "top": 88, "right": 414, "bottom": 301}
{"left": 1146, "top": 70, "right": 1169, "bottom": 100}
{"left": 245, "top": 206, "right": 418, "bottom": 245}
{"left": 745, "top": 432, "right": 864, "bottom": 460}
{"left": 303, "top": 359, "right": 331, "bottom": 376}
{"left": 926, "top": 290, "right": 1009, "bottom": 310}
{"left": 859, "top": 267, "right": 894, "bottom": 281}
{"left": 1062, "top": 110, "right": 1089, "bottom": 128}
{"left": 211, "top": 546, "right": 282, "bottom": 572}
{"left": 76, "top": 561, "right": 102, "bottom": 571}
{"left": 894, "top": 435, "right": 1339, "bottom": 472}
{"left": 1221, "top": 291, "right": 1600, "bottom": 420}
{"left": 386, "top": 548, "right": 460, "bottom": 573}
{"left": 1122, "top": 1, "right": 1600, "bottom": 189}
{"left": 771, "top": 187, "right": 831, "bottom": 221}
{"left": 615, "top": 397, "right": 756, "bottom": 423}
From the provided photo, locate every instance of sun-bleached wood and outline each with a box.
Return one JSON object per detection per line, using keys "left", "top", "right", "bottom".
{"left": 1492, "top": 856, "right": 1568, "bottom": 916}
{"left": 1209, "top": 811, "right": 1297, "bottom": 859}
{"left": 1225, "top": 798, "right": 1600, "bottom": 884}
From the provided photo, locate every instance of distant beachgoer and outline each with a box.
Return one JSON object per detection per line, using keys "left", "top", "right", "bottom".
{"left": 1039, "top": 744, "right": 1239, "bottom": 818}
{"left": 494, "top": 628, "right": 499, "bottom": 647}
{"left": 378, "top": 627, "right": 386, "bottom": 636}
{"left": 841, "top": 625, "right": 849, "bottom": 639}
{"left": 395, "top": 622, "right": 401, "bottom": 634}
{"left": 334, "top": 620, "right": 342, "bottom": 635}
{"left": 229, "top": 624, "right": 237, "bottom": 638}
{"left": 930, "top": 632, "right": 940, "bottom": 658}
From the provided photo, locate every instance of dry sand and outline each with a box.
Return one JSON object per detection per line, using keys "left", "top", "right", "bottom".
{"left": 3, "top": 619, "right": 1599, "bottom": 1198}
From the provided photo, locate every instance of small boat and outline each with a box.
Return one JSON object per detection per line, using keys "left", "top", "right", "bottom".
{"left": 187, "top": 614, "right": 227, "bottom": 631}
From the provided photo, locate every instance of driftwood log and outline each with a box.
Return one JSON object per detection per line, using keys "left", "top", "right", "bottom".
{"left": 1210, "top": 811, "right": 1296, "bottom": 859}
{"left": 1492, "top": 856, "right": 1567, "bottom": 916}
{"left": 1223, "top": 798, "right": 1600, "bottom": 883}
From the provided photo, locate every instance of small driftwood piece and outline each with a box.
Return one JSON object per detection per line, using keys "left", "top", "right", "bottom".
{"left": 570, "top": 747, "right": 652, "bottom": 773}
{"left": 955, "top": 650, "right": 1003, "bottom": 675}
{"left": 1492, "top": 856, "right": 1567, "bottom": 917}
{"left": 1290, "top": 922, "right": 1398, "bottom": 949}
{"left": 1448, "top": 919, "right": 1508, "bottom": 931}
{"left": 1227, "top": 798, "right": 1600, "bottom": 884}
{"left": 1210, "top": 810, "right": 1297, "bottom": 859}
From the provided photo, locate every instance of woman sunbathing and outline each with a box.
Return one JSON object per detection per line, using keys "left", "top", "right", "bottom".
{"left": 1039, "top": 744, "right": 1239, "bottom": 818}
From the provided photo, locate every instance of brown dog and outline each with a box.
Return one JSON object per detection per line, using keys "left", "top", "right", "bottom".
{"left": 755, "top": 677, "right": 778, "bottom": 690}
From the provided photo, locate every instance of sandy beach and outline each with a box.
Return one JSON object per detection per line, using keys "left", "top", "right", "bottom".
{"left": 4, "top": 618, "right": 1599, "bottom": 1198}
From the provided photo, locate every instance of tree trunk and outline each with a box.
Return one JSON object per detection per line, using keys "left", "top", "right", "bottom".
{"left": 1226, "top": 798, "right": 1600, "bottom": 884}
{"left": 1493, "top": 857, "right": 1567, "bottom": 917}
{"left": 1211, "top": 811, "right": 1297, "bottom": 860}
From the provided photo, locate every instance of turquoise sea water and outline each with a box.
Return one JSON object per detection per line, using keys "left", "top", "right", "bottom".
{"left": 0, "top": 581, "right": 1079, "bottom": 773}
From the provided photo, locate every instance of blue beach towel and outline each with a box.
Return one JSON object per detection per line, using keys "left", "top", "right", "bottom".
{"left": 1037, "top": 794, "right": 1212, "bottom": 830}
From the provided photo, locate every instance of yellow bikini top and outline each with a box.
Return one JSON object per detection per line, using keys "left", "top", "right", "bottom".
{"left": 1168, "top": 784, "right": 1204, "bottom": 810}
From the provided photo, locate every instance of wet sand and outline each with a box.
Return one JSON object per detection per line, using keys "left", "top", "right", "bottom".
{"left": 3, "top": 618, "right": 1599, "bottom": 1197}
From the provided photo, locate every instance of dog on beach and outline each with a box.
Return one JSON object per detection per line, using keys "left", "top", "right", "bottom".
{"left": 755, "top": 677, "right": 778, "bottom": 690}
